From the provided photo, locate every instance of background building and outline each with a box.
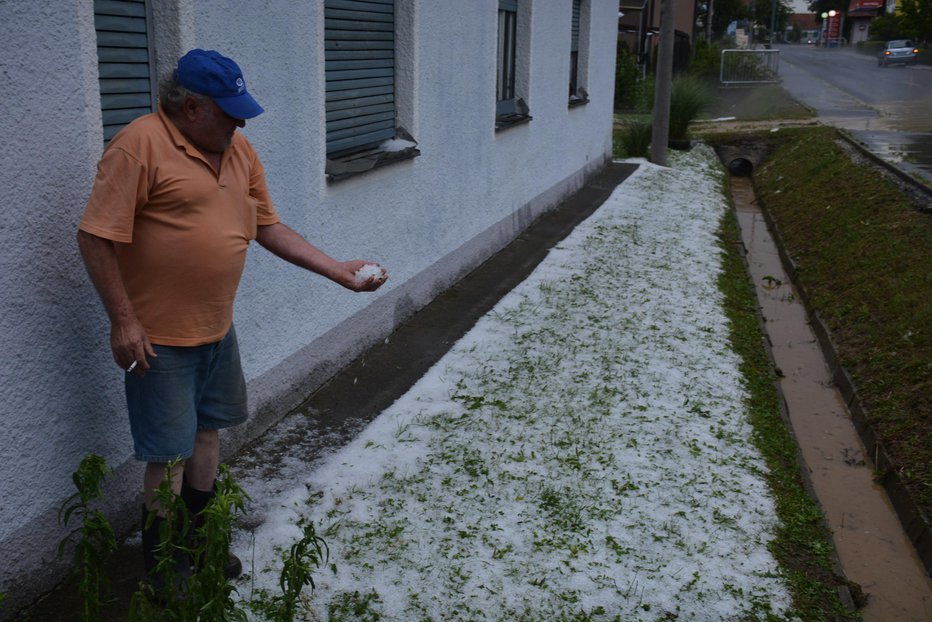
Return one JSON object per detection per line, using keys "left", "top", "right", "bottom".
{"left": 847, "top": 0, "right": 885, "bottom": 43}
{"left": 619, "top": 0, "right": 696, "bottom": 72}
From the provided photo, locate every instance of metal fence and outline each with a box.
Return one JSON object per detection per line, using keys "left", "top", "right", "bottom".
{"left": 720, "top": 49, "right": 781, "bottom": 85}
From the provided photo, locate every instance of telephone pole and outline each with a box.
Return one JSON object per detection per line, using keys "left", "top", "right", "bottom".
{"left": 650, "top": 0, "right": 676, "bottom": 166}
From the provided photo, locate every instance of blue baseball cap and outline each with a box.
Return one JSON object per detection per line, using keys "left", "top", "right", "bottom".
{"left": 174, "top": 49, "right": 264, "bottom": 120}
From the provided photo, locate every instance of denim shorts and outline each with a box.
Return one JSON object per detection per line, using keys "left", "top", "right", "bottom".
{"left": 125, "top": 326, "right": 248, "bottom": 462}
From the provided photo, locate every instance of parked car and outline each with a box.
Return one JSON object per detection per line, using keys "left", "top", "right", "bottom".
{"left": 878, "top": 40, "right": 919, "bottom": 66}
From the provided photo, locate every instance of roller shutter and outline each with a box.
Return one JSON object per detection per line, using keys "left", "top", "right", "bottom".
{"left": 94, "top": 0, "right": 156, "bottom": 142}
{"left": 325, "top": 0, "right": 396, "bottom": 157}
{"left": 571, "top": 0, "right": 581, "bottom": 53}
{"left": 496, "top": 0, "right": 518, "bottom": 115}
{"left": 569, "top": 0, "right": 581, "bottom": 97}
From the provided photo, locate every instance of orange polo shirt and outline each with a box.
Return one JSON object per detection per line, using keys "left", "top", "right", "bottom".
{"left": 79, "top": 106, "right": 280, "bottom": 346}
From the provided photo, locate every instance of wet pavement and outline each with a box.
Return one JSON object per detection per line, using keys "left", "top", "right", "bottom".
{"left": 776, "top": 46, "right": 932, "bottom": 187}
{"left": 847, "top": 129, "right": 932, "bottom": 187}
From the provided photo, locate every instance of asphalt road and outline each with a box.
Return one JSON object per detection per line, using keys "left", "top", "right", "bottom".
{"left": 775, "top": 43, "right": 932, "bottom": 185}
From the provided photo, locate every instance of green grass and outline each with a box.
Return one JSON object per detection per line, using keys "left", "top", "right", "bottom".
{"left": 716, "top": 206, "right": 862, "bottom": 621}
{"left": 751, "top": 126, "right": 932, "bottom": 519}
{"left": 698, "top": 84, "right": 815, "bottom": 124}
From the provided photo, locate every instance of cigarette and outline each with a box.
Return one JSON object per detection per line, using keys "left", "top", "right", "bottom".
{"left": 126, "top": 360, "right": 138, "bottom": 373}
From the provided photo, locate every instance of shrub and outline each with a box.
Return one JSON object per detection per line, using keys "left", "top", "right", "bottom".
{"left": 634, "top": 74, "right": 655, "bottom": 114}
{"left": 868, "top": 13, "right": 903, "bottom": 41}
{"left": 614, "top": 43, "right": 640, "bottom": 111}
{"left": 690, "top": 39, "right": 724, "bottom": 80}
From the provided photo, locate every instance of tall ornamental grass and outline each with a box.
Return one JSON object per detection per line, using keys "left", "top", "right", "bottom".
{"left": 669, "top": 74, "right": 713, "bottom": 141}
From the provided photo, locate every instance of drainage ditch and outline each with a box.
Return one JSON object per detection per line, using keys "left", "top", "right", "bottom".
{"left": 724, "top": 154, "right": 932, "bottom": 620}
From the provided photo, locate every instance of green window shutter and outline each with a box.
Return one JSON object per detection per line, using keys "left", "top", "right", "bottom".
{"left": 571, "top": 0, "right": 581, "bottom": 53}
{"left": 497, "top": 0, "right": 517, "bottom": 113}
{"left": 94, "top": 0, "right": 155, "bottom": 142}
{"left": 569, "top": 0, "right": 581, "bottom": 98}
{"left": 325, "top": 0, "right": 396, "bottom": 157}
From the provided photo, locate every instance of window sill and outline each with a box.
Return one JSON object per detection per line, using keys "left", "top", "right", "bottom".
{"left": 326, "top": 146, "right": 421, "bottom": 183}
{"left": 495, "top": 114, "right": 532, "bottom": 132}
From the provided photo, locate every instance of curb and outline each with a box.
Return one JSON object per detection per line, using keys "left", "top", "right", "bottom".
{"left": 836, "top": 131, "right": 932, "bottom": 211}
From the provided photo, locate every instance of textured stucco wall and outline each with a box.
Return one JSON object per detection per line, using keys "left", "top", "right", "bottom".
{"left": 0, "top": 0, "right": 617, "bottom": 615}
{"left": 0, "top": 0, "right": 132, "bottom": 610}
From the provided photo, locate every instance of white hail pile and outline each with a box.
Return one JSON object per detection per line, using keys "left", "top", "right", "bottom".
{"left": 235, "top": 145, "right": 794, "bottom": 621}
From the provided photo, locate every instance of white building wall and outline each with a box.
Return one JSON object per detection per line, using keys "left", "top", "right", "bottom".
{"left": 0, "top": 0, "right": 617, "bottom": 615}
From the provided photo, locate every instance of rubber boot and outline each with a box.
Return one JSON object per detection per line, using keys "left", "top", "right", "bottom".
{"left": 140, "top": 504, "right": 191, "bottom": 599}
{"left": 180, "top": 477, "right": 243, "bottom": 579}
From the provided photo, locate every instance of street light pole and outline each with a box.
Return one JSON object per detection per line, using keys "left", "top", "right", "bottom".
{"left": 770, "top": 0, "right": 778, "bottom": 43}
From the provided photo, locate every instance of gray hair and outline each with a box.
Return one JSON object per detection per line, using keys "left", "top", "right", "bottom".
{"left": 158, "top": 73, "right": 211, "bottom": 114}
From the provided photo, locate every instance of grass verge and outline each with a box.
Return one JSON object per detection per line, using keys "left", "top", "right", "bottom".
{"left": 701, "top": 84, "right": 814, "bottom": 122}
{"left": 716, "top": 204, "right": 862, "bottom": 620}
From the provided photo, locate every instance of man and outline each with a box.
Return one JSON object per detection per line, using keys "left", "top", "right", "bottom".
{"left": 77, "top": 49, "right": 387, "bottom": 582}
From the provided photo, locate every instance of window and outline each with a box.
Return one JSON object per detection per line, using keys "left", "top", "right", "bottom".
{"left": 496, "top": 0, "right": 530, "bottom": 130}
{"left": 568, "top": 0, "right": 589, "bottom": 106}
{"left": 94, "top": 0, "right": 156, "bottom": 142}
{"left": 324, "top": 0, "right": 418, "bottom": 180}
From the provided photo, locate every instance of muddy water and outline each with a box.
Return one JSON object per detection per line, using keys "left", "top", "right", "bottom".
{"left": 731, "top": 177, "right": 932, "bottom": 621}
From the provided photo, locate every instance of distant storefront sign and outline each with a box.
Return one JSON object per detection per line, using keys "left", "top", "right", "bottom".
{"left": 826, "top": 14, "right": 841, "bottom": 39}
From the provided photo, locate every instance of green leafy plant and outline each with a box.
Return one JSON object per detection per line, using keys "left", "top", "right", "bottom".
{"left": 249, "top": 517, "right": 329, "bottom": 622}
{"left": 277, "top": 518, "right": 329, "bottom": 621}
{"left": 57, "top": 454, "right": 118, "bottom": 622}
{"left": 868, "top": 0, "right": 930, "bottom": 46}
{"left": 187, "top": 465, "right": 249, "bottom": 621}
{"left": 128, "top": 461, "right": 194, "bottom": 621}
{"left": 129, "top": 462, "right": 249, "bottom": 621}
{"left": 55, "top": 455, "right": 332, "bottom": 620}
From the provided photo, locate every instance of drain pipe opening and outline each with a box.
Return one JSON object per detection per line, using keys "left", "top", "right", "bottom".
{"left": 728, "top": 157, "right": 754, "bottom": 177}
